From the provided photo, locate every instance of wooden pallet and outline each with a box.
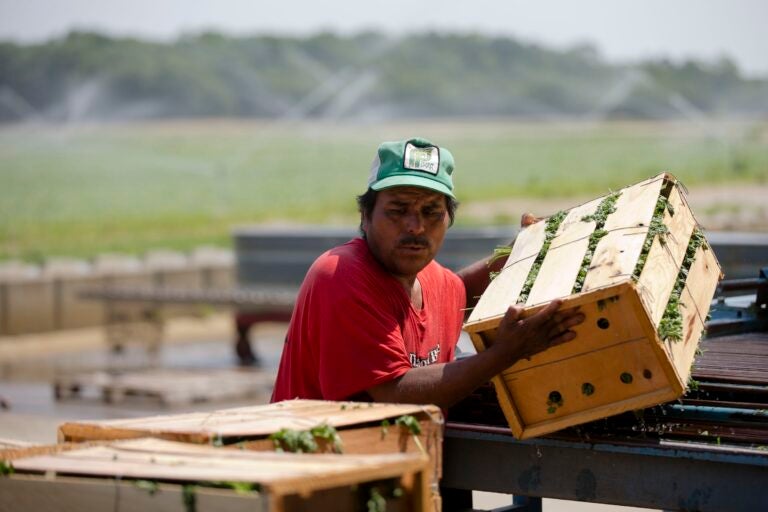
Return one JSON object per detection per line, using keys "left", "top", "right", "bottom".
{"left": 58, "top": 400, "right": 444, "bottom": 510}
{"left": 1, "top": 438, "right": 430, "bottom": 512}
{"left": 465, "top": 173, "right": 723, "bottom": 439}
{"left": 53, "top": 368, "right": 275, "bottom": 406}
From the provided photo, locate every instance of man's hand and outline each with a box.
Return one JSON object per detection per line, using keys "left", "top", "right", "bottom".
{"left": 490, "top": 299, "right": 584, "bottom": 365}
{"left": 520, "top": 212, "right": 541, "bottom": 228}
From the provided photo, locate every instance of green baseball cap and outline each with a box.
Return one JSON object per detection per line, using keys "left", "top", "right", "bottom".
{"left": 367, "top": 138, "right": 455, "bottom": 198}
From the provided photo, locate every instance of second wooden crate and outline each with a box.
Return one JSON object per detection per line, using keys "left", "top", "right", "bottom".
{"left": 58, "top": 399, "right": 443, "bottom": 508}
{"left": 465, "top": 173, "right": 723, "bottom": 439}
{"left": 1, "top": 438, "right": 430, "bottom": 512}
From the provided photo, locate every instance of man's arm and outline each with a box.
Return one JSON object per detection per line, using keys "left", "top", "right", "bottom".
{"left": 366, "top": 299, "right": 584, "bottom": 409}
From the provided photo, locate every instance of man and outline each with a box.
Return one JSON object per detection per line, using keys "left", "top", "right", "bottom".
{"left": 271, "top": 137, "right": 584, "bottom": 409}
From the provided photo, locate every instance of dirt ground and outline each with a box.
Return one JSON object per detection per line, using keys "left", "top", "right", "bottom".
{"left": 461, "top": 183, "right": 768, "bottom": 231}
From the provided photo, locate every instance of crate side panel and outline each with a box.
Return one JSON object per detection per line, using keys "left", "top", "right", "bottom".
{"left": 520, "top": 387, "right": 679, "bottom": 439}
{"left": 0, "top": 477, "right": 124, "bottom": 511}
{"left": 525, "top": 197, "right": 603, "bottom": 305}
{"left": 681, "top": 244, "right": 722, "bottom": 318}
{"left": 503, "top": 336, "right": 673, "bottom": 427}
{"left": 637, "top": 185, "right": 698, "bottom": 327}
{"left": 665, "top": 288, "right": 706, "bottom": 387}
{"left": 467, "top": 220, "right": 548, "bottom": 323}
{"left": 581, "top": 176, "right": 663, "bottom": 291}
{"left": 491, "top": 373, "right": 526, "bottom": 439}
{"left": 664, "top": 245, "right": 721, "bottom": 382}
{"left": 500, "top": 284, "right": 644, "bottom": 375}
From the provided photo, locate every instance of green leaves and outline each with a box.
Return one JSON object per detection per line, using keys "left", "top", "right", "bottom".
{"left": 394, "top": 415, "right": 422, "bottom": 436}
{"left": 309, "top": 423, "right": 343, "bottom": 454}
{"left": 0, "top": 460, "right": 14, "bottom": 476}
{"left": 658, "top": 227, "right": 708, "bottom": 343}
{"left": 268, "top": 422, "right": 343, "bottom": 454}
{"left": 633, "top": 191, "right": 675, "bottom": 280}
{"left": 572, "top": 191, "right": 621, "bottom": 293}
{"left": 394, "top": 415, "right": 425, "bottom": 455}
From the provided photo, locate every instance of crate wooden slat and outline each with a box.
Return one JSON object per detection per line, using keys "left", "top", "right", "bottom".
{"left": 581, "top": 175, "right": 664, "bottom": 291}
{"left": 1, "top": 438, "right": 430, "bottom": 512}
{"left": 474, "top": 220, "right": 548, "bottom": 318}
{"left": 525, "top": 196, "right": 604, "bottom": 305}
{"left": 59, "top": 400, "right": 441, "bottom": 444}
{"left": 465, "top": 173, "right": 723, "bottom": 439}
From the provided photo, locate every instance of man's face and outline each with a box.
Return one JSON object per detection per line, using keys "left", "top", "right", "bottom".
{"left": 362, "top": 186, "right": 450, "bottom": 281}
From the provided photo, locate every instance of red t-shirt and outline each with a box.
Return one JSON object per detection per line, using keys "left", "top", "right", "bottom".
{"left": 271, "top": 237, "right": 466, "bottom": 402}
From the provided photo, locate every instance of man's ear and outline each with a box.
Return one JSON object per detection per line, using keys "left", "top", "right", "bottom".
{"left": 360, "top": 211, "right": 370, "bottom": 237}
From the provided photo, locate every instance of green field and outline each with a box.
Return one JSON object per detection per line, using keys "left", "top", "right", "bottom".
{"left": 1, "top": 119, "right": 766, "bottom": 262}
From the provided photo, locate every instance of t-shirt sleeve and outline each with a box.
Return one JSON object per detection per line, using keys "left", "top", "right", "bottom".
{"left": 309, "top": 266, "right": 412, "bottom": 401}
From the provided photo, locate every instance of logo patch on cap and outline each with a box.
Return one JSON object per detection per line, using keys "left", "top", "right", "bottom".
{"left": 403, "top": 142, "right": 439, "bottom": 175}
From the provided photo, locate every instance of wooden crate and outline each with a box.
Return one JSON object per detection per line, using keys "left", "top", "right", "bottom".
{"left": 0, "top": 438, "right": 430, "bottom": 512}
{"left": 59, "top": 400, "right": 443, "bottom": 509}
{"left": 465, "top": 173, "right": 723, "bottom": 439}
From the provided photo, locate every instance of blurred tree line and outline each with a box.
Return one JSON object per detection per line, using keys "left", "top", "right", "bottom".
{"left": 0, "top": 31, "right": 766, "bottom": 122}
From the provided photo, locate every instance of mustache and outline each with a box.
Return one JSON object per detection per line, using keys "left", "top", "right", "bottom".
{"left": 398, "top": 235, "right": 430, "bottom": 248}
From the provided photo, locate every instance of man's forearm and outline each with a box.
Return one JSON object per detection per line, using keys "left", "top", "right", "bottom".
{"left": 366, "top": 343, "right": 517, "bottom": 409}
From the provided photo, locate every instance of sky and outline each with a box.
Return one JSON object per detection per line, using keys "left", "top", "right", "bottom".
{"left": 0, "top": 0, "right": 766, "bottom": 77}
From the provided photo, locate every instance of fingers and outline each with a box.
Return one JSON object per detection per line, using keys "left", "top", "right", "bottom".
{"left": 548, "top": 329, "right": 577, "bottom": 348}
{"left": 495, "top": 300, "right": 584, "bottom": 364}
{"left": 503, "top": 304, "right": 523, "bottom": 324}
{"left": 522, "top": 299, "right": 563, "bottom": 331}
{"left": 520, "top": 212, "right": 541, "bottom": 227}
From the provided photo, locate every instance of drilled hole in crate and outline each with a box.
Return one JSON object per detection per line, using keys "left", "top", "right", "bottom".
{"left": 597, "top": 317, "right": 610, "bottom": 329}
{"left": 581, "top": 382, "right": 595, "bottom": 396}
{"left": 643, "top": 369, "right": 653, "bottom": 379}
{"left": 546, "top": 390, "right": 563, "bottom": 414}
{"left": 620, "top": 372, "right": 633, "bottom": 384}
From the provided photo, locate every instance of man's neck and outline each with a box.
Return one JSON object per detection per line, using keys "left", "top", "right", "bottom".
{"left": 395, "top": 276, "right": 423, "bottom": 310}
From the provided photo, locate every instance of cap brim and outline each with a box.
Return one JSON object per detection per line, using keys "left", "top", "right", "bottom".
{"left": 370, "top": 175, "right": 455, "bottom": 198}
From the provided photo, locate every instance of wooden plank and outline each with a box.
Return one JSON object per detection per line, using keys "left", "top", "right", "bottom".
{"left": 581, "top": 174, "right": 664, "bottom": 291}
{"left": 0, "top": 475, "right": 132, "bottom": 512}
{"left": 520, "top": 387, "right": 679, "bottom": 440}
{"left": 637, "top": 184, "right": 697, "bottom": 326}
{"left": 59, "top": 400, "right": 442, "bottom": 442}
{"left": 680, "top": 244, "right": 723, "bottom": 326}
{"left": 525, "top": 196, "right": 603, "bottom": 305}
{"left": 663, "top": 245, "right": 723, "bottom": 383}
{"left": 12, "top": 438, "right": 428, "bottom": 493}
{"left": 1, "top": 441, "right": 110, "bottom": 462}
{"left": 467, "top": 220, "right": 547, "bottom": 323}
